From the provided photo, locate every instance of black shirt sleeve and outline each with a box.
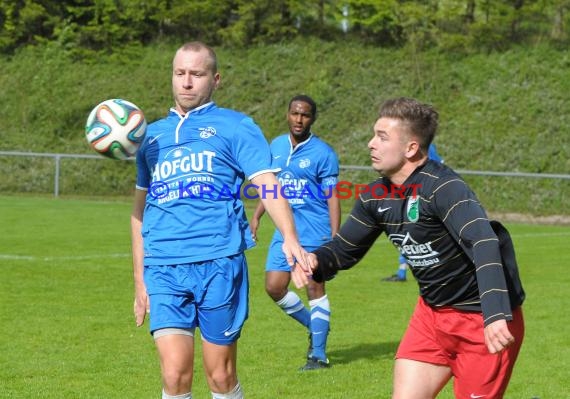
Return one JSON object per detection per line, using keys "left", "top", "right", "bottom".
{"left": 313, "top": 195, "right": 383, "bottom": 282}
{"left": 433, "top": 177, "right": 518, "bottom": 325}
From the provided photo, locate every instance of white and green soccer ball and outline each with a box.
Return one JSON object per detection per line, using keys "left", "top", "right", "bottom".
{"left": 85, "top": 98, "right": 147, "bottom": 160}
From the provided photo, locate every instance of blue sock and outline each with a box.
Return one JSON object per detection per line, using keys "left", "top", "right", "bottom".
{"left": 397, "top": 267, "right": 407, "bottom": 280}
{"left": 397, "top": 256, "right": 407, "bottom": 279}
{"left": 276, "top": 291, "right": 310, "bottom": 328}
{"left": 309, "top": 295, "right": 330, "bottom": 361}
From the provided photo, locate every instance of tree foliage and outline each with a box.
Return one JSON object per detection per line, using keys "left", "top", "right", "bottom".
{"left": 0, "top": 0, "right": 568, "bottom": 55}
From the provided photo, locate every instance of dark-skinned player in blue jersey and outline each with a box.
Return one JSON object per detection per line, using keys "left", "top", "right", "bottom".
{"left": 292, "top": 97, "right": 525, "bottom": 399}
{"left": 250, "top": 95, "right": 340, "bottom": 371}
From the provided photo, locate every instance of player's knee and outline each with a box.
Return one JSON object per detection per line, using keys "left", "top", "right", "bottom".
{"left": 307, "top": 281, "right": 325, "bottom": 300}
{"left": 265, "top": 282, "right": 287, "bottom": 301}
{"left": 162, "top": 368, "right": 192, "bottom": 393}
{"left": 207, "top": 369, "right": 237, "bottom": 393}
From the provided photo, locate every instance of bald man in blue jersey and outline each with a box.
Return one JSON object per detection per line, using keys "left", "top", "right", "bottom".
{"left": 131, "top": 42, "right": 308, "bottom": 399}
{"left": 250, "top": 95, "right": 341, "bottom": 371}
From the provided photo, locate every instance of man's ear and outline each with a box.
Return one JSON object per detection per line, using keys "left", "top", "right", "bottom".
{"left": 405, "top": 140, "right": 421, "bottom": 159}
{"left": 213, "top": 72, "right": 221, "bottom": 89}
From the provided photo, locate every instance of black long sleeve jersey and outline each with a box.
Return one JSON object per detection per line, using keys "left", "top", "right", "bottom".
{"left": 313, "top": 160, "right": 525, "bottom": 326}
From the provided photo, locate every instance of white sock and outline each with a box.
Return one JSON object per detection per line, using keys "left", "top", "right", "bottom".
{"left": 162, "top": 390, "right": 192, "bottom": 399}
{"left": 276, "top": 291, "right": 310, "bottom": 327}
{"left": 308, "top": 294, "right": 330, "bottom": 310}
{"left": 211, "top": 382, "right": 243, "bottom": 399}
{"left": 276, "top": 291, "right": 305, "bottom": 314}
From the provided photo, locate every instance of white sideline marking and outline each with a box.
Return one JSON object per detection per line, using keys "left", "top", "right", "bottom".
{"left": 1, "top": 232, "right": 568, "bottom": 261}
{"left": 0, "top": 253, "right": 130, "bottom": 261}
{"left": 510, "top": 232, "right": 570, "bottom": 238}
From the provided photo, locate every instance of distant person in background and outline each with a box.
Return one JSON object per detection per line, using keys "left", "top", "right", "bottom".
{"left": 294, "top": 97, "right": 525, "bottom": 398}
{"left": 382, "top": 143, "right": 443, "bottom": 282}
{"left": 131, "top": 41, "right": 308, "bottom": 399}
{"left": 250, "top": 94, "right": 340, "bottom": 370}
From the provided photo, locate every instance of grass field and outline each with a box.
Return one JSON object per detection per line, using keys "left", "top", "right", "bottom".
{"left": 1, "top": 195, "right": 568, "bottom": 398}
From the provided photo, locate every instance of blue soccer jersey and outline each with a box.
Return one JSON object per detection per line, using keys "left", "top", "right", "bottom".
{"left": 428, "top": 143, "right": 443, "bottom": 163}
{"left": 136, "top": 102, "right": 275, "bottom": 265}
{"left": 269, "top": 133, "right": 339, "bottom": 246}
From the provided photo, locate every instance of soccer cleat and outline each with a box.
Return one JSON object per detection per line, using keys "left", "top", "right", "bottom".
{"left": 299, "top": 356, "right": 331, "bottom": 371}
{"left": 381, "top": 274, "right": 407, "bottom": 282}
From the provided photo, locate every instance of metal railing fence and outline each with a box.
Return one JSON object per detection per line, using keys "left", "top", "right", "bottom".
{"left": 0, "top": 151, "right": 570, "bottom": 197}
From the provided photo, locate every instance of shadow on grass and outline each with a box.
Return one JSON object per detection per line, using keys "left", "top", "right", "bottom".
{"left": 328, "top": 341, "right": 399, "bottom": 365}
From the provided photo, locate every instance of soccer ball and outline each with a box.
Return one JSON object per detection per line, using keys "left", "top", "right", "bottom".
{"left": 85, "top": 98, "right": 147, "bottom": 160}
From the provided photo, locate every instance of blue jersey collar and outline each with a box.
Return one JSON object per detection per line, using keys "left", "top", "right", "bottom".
{"left": 168, "top": 102, "right": 217, "bottom": 118}
{"left": 289, "top": 132, "right": 314, "bottom": 152}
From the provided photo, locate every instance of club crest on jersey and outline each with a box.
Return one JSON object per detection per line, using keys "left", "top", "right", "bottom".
{"left": 299, "top": 158, "right": 311, "bottom": 168}
{"left": 199, "top": 127, "right": 217, "bottom": 139}
{"left": 406, "top": 196, "right": 419, "bottom": 222}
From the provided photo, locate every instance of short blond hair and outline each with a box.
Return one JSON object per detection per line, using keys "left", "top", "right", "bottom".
{"left": 176, "top": 41, "right": 218, "bottom": 74}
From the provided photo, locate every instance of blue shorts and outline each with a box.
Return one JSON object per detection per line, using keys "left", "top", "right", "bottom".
{"left": 144, "top": 253, "right": 249, "bottom": 345}
{"left": 265, "top": 240, "right": 319, "bottom": 272}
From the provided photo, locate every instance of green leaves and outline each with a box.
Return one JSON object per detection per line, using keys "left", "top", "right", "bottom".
{"left": 0, "top": 0, "right": 568, "bottom": 55}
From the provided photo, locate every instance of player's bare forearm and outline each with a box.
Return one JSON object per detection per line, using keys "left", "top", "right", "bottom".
{"left": 251, "top": 173, "right": 310, "bottom": 272}
{"left": 131, "top": 223, "right": 144, "bottom": 285}
{"left": 327, "top": 188, "right": 341, "bottom": 237}
{"left": 131, "top": 189, "right": 148, "bottom": 326}
{"left": 131, "top": 191, "right": 146, "bottom": 286}
{"left": 252, "top": 200, "right": 266, "bottom": 222}
{"left": 250, "top": 200, "right": 266, "bottom": 240}
{"left": 131, "top": 227, "right": 148, "bottom": 326}
{"left": 251, "top": 173, "right": 297, "bottom": 241}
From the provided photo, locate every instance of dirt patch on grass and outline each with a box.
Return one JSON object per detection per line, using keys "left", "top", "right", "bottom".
{"left": 489, "top": 212, "right": 570, "bottom": 226}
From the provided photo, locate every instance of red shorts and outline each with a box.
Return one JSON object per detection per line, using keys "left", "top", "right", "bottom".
{"left": 396, "top": 297, "right": 524, "bottom": 399}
